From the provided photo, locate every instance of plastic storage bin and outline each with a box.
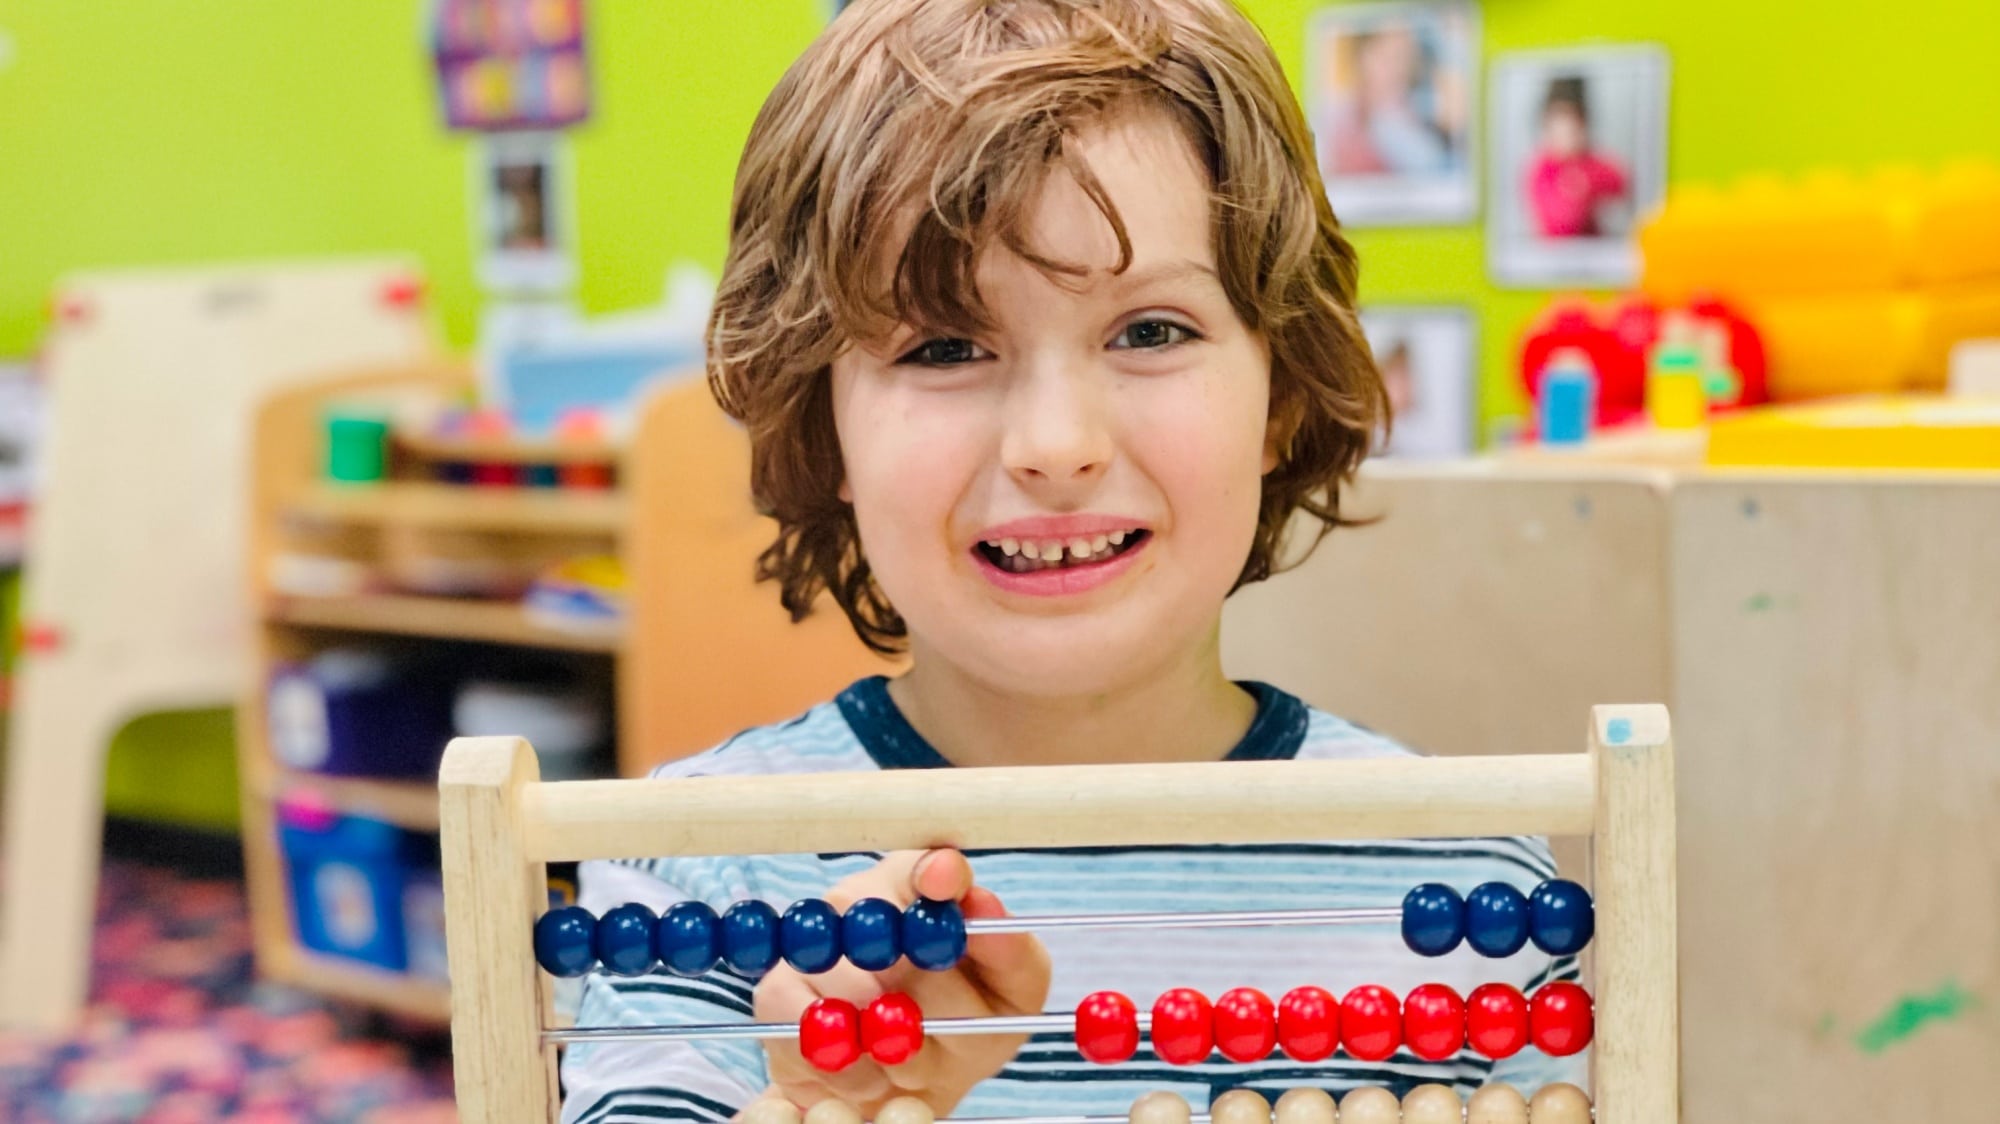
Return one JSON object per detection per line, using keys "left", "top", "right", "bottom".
{"left": 278, "top": 799, "right": 410, "bottom": 971}
{"left": 267, "top": 648, "right": 456, "bottom": 778}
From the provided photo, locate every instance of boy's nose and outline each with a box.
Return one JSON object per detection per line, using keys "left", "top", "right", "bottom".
{"left": 999, "top": 366, "right": 1113, "bottom": 488}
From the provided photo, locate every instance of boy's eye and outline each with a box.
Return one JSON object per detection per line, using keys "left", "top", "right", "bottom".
{"left": 896, "top": 337, "right": 991, "bottom": 367}
{"left": 1111, "top": 319, "right": 1197, "bottom": 351}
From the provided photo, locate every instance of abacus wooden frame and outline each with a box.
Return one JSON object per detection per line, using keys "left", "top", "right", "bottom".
{"left": 439, "top": 704, "right": 1676, "bottom": 1124}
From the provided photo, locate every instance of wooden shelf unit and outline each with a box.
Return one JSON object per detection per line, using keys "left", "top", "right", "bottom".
{"left": 282, "top": 480, "right": 627, "bottom": 536}
{"left": 238, "top": 357, "right": 893, "bottom": 1023}
{"left": 267, "top": 592, "right": 624, "bottom": 653}
{"left": 239, "top": 357, "right": 629, "bottom": 1022}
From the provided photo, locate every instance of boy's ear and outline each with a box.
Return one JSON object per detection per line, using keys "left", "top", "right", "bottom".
{"left": 1263, "top": 397, "right": 1302, "bottom": 476}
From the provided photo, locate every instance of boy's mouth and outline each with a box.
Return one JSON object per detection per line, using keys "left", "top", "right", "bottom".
{"left": 975, "top": 530, "right": 1151, "bottom": 574}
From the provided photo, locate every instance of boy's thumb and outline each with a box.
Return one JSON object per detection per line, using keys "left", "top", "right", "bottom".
{"left": 910, "top": 847, "right": 974, "bottom": 903}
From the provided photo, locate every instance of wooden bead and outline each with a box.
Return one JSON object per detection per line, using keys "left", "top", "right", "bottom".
{"left": 1527, "top": 1083, "right": 1592, "bottom": 1124}
{"left": 1401, "top": 1083, "right": 1463, "bottom": 1124}
{"left": 740, "top": 1099, "right": 804, "bottom": 1124}
{"left": 1272, "top": 1088, "right": 1335, "bottom": 1124}
{"left": 1466, "top": 1084, "right": 1529, "bottom": 1124}
{"left": 1209, "top": 1089, "right": 1271, "bottom": 1124}
{"left": 1335, "top": 1087, "right": 1400, "bottom": 1124}
{"left": 874, "top": 1096, "right": 935, "bottom": 1124}
{"left": 1129, "top": 1091, "right": 1194, "bottom": 1124}
{"left": 804, "top": 1100, "right": 863, "bottom": 1124}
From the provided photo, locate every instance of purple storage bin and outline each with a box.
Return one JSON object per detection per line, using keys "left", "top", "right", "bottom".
{"left": 267, "top": 648, "right": 456, "bottom": 778}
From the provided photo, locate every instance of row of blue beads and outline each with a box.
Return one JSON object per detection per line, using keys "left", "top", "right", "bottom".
{"left": 1401, "top": 879, "right": 1594, "bottom": 958}
{"left": 533, "top": 896, "right": 969, "bottom": 979}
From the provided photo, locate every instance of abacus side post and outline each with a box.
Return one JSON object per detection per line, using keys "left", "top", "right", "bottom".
{"left": 1588, "top": 705, "right": 1679, "bottom": 1124}
{"left": 441, "top": 736, "right": 558, "bottom": 1124}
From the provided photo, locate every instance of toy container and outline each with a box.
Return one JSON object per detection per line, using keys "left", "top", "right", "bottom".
{"left": 277, "top": 800, "right": 410, "bottom": 971}
{"left": 266, "top": 647, "right": 456, "bottom": 778}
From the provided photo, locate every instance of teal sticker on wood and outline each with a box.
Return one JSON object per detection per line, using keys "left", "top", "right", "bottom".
{"left": 1606, "top": 717, "right": 1632, "bottom": 744}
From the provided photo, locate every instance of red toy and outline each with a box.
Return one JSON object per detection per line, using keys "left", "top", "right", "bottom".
{"left": 1519, "top": 293, "right": 1769, "bottom": 435}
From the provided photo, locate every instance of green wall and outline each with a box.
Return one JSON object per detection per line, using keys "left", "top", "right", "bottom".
{"left": 2, "top": 1, "right": 1995, "bottom": 827}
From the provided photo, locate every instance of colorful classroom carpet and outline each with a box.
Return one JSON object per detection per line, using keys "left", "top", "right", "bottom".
{"left": 0, "top": 856, "right": 458, "bottom": 1122}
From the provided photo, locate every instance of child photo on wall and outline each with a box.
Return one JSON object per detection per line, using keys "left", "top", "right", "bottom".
{"left": 1488, "top": 45, "right": 1668, "bottom": 287}
{"left": 1306, "top": 0, "right": 1478, "bottom": 226}
{"left": 1361, "top": 306, "right": 1477, "bottom": 459}
{"left": 475, "top": 131, "right": 576, "bottom": 293}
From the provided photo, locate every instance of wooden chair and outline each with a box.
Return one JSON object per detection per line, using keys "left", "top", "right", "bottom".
{"left": 439, "top": 705, "right": 1679, "bottom": 1123}
{"left": 0, "top": 259, "right": 431, "bottom": 1031}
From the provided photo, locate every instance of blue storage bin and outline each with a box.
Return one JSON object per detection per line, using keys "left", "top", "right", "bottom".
{"left": 278, "top": 801, "right": 410, "bottom": 971}
{"left": 400, "top": 834, "right": 450, "bottom": 983}
{"left": 267, "top": 648, "right": 456, "bottom": 778}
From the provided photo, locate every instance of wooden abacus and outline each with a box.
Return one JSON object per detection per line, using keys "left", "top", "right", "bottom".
{"left": 439, "top": 705, "right": 1676, "bottom": 1123}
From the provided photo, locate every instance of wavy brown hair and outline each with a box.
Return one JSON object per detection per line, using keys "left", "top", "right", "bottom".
{"left": 708, "top": 0, "right": 1388, "bottom": 655}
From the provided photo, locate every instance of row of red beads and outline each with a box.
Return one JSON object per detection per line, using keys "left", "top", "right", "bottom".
{"left": 798, "top": 981, "right": 1593, "bottom": 1073}
{"left": 1075, "top": 981, "right": 1592, "bottom": 1066}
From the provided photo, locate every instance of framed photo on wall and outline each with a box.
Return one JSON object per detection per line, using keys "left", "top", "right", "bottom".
{"left": 1487, "top": 44, "right": 1669, "bottom": 287}
{"left": 1361, "top": 305, "right": 1477, "bottom": 459}
{"left": 1306, "top": 0, "right": 1479, "bottom": 227}
{"left": 473, "top": 131, "right": 577, "bottom": 293}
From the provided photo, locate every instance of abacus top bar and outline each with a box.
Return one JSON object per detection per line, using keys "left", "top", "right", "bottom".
{"left": 507, "top": 753, "right": 1597, "bottom": 863}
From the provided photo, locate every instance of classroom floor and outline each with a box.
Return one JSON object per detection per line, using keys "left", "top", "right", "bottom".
{"left": 0, "top": 849, "right": 457, "bottom": 1122}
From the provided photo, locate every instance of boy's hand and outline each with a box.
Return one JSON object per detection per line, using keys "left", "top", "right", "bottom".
{"left": 752, "top": 849, "right": 1051, "bottom": 1117}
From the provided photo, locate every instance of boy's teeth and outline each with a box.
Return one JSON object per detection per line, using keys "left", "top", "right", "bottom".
{"left": 984, "top": 529, "right": 1144, "bottom": 572}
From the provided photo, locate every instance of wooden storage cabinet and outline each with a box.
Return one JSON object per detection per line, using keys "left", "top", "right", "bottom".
{"left": 238, "top": 358, "right": 626, "bottom": 1020}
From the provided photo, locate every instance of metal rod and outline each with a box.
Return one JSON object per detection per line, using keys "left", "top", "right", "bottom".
{"left": 964, "top": 906, "right": 1401, "bottom": 935}
{"left": 545, "top": 1010, "right": 1118, "bottom": 1046}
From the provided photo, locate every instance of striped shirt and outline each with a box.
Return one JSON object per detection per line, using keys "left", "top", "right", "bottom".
{"left": 561, "top": 677, "right": 1586, "bottom": 1124}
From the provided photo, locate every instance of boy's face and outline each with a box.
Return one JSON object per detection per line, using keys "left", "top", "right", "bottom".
{"left": 830, "top": 109, "right": 1278, "bottom": 699}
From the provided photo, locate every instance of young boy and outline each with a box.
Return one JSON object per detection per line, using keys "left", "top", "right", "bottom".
{"left": 564, "top": 2, "right": 1582, "bottom": 1121}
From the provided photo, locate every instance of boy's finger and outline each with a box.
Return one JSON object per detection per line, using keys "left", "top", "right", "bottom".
{"left": 909, "top": 848, "right": 973, "bottom": 903}
{"left": 957, "top": 887, "right": 1052, "bottom": 1015}
{"left": 752, "top": 965, "right": 823, "bottom": 1025}
{"left": 827, "top": 848, "right": 948, "bottom": 911}
{"left": 816, "top": 1060, "right": 894, "bottom": 1107}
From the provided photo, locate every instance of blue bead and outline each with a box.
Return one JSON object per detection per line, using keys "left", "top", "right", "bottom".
{"left": 533, "top": 905, "right": 598, "bottom": 978}
{"left": 1529, "top": 879, "right": 1595, "bottom": 955}
{"left": 1464, "top": 881, "right": 1531, "bottom": 958}
{"left": 720, "top": 900, "right": 781, "bottom": 978}
{"left": 1401, "top": 883, "right": 1466, "bottom": 957}
{"left": 594, "top": 902, "right": 659, "bottom": 977}
{"left": 655, "top": 901, "right": 721, "bottom": 977}
{"left": 781, "top": 899, "right": 844, "bottom": 974}
{"left": 901, "top": 898, "right": 967, "bottom": 971}
{"left": 842, "top": 897, "right": 903, "bottom": 972}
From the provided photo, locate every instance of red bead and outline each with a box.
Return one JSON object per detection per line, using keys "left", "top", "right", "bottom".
{"left": 1276, "top": 986, "right": 1341, "bottom": 1062}
{"left": 861, "top": 993, "right": 924, "bottom": 1066}
{"left": 1149, "top": 988, "right": 1214, "bottom": 1065}
{"left": 1466, "top": 983, "right": 1529, "bottom": 1059}
{"left": 1074, "top": 990, "right": 1140, "bottom": 1064}
{"left": 1402, "top": 983, "right": 1467, "bottom": 1061}
{"left": 1529, "top": 982, "right": 1595, "bottom": 1057}
{"left": 1213, "top": 987, "right": 1277, "bottom": 1063}
{"left": 799, "top": 997, "right": 862, "bottom": 1072}
{"left": 1338, "top": 984, "right": 1401, "bottom": 1062}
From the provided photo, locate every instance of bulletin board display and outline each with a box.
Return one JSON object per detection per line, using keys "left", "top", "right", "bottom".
{"left": 431, "top": 0, "right": 590, "bottom": 132}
